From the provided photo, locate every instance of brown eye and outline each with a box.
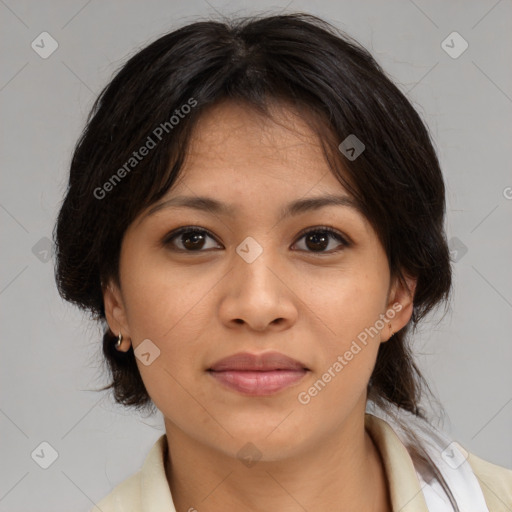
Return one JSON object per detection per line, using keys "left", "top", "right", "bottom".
{"left": 162, "top": 225, "right": 349, "bottom": 254}
{"left": 163, "top": 227, "right": 221, "bottom": 252}
{"left": 293, "top": 227, "right": 349, "bottom": 253}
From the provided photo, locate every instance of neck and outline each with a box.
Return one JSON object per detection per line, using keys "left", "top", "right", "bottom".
{"left": 164, "top": 409, "right": 392, "bottom": 512}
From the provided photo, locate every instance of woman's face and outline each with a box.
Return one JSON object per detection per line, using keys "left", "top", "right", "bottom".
{"left": 104, "top": 100, "right": 415, "bottom": 460}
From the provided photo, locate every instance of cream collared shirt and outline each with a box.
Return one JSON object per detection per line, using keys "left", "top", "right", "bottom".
{"left": 90, "top": 414, "right": 512, "bottom": 512}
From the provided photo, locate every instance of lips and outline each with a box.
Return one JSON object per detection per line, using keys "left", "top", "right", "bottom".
{"left": 208, "top": 351, "right": 309, "bottom": 396}
{"left": 209, "top": 351, "right": 308, "bottom": 372}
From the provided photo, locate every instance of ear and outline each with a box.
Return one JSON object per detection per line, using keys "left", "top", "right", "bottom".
{"left": 382, "top": 273, "right": 417, "bottom": 342}
{"left": 103, "top": 279, "right": 132, "bottom": 349}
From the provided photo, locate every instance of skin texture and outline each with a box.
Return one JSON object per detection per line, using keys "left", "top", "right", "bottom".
{"left": 104, "top": 100, "right": 416, "bottom": 512}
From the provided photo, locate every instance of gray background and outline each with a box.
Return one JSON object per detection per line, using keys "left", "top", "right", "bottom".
{"left": 1, "top": 0, "right": 511, "bottom": 511}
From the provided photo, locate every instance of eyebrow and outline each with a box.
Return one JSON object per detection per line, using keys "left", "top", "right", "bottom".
{"left": 146, "top": 193, "right": 364, "bottom": 223}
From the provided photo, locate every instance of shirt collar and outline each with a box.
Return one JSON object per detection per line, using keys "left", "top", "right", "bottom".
{"left": 138, "top": 414, "right": 429, "bottom": 512}
{"left": 365, "top": 413, "right": 430, "bottom": 511}
{"left": 140, "top": 434, "right": 176, "bottom": 512}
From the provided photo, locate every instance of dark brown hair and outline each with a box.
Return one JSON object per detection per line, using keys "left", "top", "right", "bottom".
{"left": 54, "top": 11, "right": 453, "bottom": 502}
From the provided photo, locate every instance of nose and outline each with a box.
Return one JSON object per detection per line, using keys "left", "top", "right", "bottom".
{"left": 218, "top": 245, "right": 298, "bottom": 332}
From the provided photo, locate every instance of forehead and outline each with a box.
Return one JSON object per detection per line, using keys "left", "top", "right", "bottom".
{"left": 176, "top": 100, "right": 347, "bottom": 194}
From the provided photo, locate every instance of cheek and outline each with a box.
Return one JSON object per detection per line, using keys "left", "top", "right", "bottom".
{"left": 119, "top": 258, "right": 212, "bottom": 414}
{"left": 298, "top": 287, "right": 386, "bottom": 419}
{"left": 297, "top": 265, "right": 388, "bottom": 406}
{"left": 304, "top": 264, "right": 389, "bottom": 347}
{"left": 120, "top": 252, "right": 210, "bottom": 342}
{"left": 295, "top": 349, "right": 376, "bottom": 435}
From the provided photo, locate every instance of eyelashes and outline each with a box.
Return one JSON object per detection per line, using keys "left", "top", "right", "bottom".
{"left": 162, "top": 225, "right": 350, "bottom": 254}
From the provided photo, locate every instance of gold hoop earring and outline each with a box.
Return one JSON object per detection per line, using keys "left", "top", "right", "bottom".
{"left": 115, "top": 332, "right": 122, "bottom": 349}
